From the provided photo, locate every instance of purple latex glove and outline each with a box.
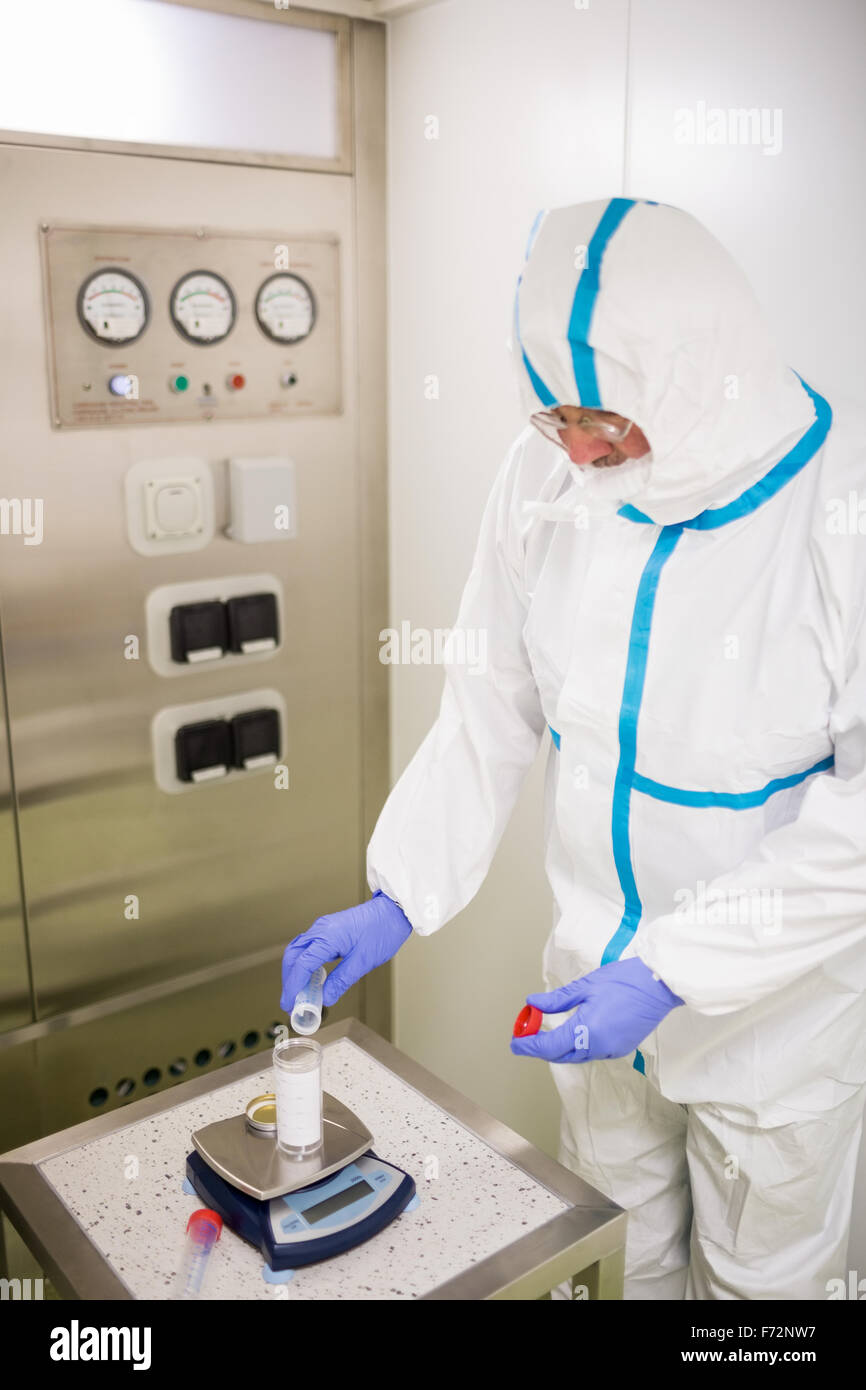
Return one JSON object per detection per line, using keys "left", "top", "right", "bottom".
{"left": 280, "top": 891, "right": 413, "bottom": 1013}
{"left": 510, "top": 957, "right": 684, "bottom": 1062}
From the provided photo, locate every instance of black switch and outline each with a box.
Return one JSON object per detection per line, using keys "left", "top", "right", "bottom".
{"left": 175, "top": 719, "right": 232, "bottom": 783}
{"left": 230, "top": 708, "right": 281, "bottom": 770}
{"left": 170, "top": 601, "right": 228, "bottom": 664}
{"left": 226, "top": 593, "right": 279, "bottom": 655}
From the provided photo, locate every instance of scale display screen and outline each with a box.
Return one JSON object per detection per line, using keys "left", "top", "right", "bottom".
{"left": 303, "top": 1178, "right": 375, "bottom": 1225}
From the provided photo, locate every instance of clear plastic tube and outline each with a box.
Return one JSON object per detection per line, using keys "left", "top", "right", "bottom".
{"left": 273, "top": 1036, "right": 323, "bottom": 1159}
{"left": 175, "top": 1209, "right": 222, "bottom": 1300}
{"left": 291, "top": 965, "right": 326, "bottom": 1035}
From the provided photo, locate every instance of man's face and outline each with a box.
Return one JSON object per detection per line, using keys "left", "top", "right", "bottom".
{"left": 548, "top": 406, "right": 651, "bottom": 468}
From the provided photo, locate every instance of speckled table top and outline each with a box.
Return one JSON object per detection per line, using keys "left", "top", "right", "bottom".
{"left": 37, "top": 1037, "right": 569, "bottom": 1299}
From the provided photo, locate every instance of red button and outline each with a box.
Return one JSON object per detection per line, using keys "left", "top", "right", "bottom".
{"left": 228, "top": 373, "right": 245, "bottom": 391}
{"left": 513, "top": 1004, "right": 542, "bottom": 1038}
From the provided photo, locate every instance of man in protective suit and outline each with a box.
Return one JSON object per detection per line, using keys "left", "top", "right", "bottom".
{"left": 282, "top": 199, "right": 866, "bottom": 1300}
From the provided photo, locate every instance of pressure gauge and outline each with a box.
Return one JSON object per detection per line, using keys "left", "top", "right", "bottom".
{"left": 170, "top": 271, "right": 236, "bottom": 344}
{"left": 77, "top": 268, "right": 149, "bottom": 345}
{"left": 255, "top": 273, "right": 316, "bottom": 344}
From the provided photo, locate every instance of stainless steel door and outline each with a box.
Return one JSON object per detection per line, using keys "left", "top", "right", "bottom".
{"left": 0, "top": 19, "right": 387, "bottom": 1146}
{"left": 0, "top": 619, "right": 30, "bottom": 1035}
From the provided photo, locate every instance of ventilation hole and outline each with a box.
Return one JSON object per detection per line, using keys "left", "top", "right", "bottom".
{"left": 216, "top": 1040, "right": 236, "bottom": 1059}
{"left": 242, "top": 1030, "right": 260, "bottom": 1049}
{"left": 116, "top": 1078, "right": 135, "bottom": 1099}
{"left": 89, "top": 1087, "right": 109, "bottom": 1108}
{"left": 168, "top": 1057, "right": 188, "bottom": 1077}
{"left": 143, "top": 1068, "right": 161, "bottom": 1087}
{"left": 194, "top": 1048, "right": 212, "bottom": 1067}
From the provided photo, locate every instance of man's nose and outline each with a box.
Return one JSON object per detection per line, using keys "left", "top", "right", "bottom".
{"left": 559, "top": 425, "right": 611, "bottom": 465}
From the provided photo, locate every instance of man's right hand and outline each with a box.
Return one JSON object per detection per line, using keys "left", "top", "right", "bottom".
{"left": 280, "top": 892, "right": 414, "bottom": 1014}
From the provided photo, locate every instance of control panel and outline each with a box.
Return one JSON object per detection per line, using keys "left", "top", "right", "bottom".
{"left": 40, "top": 224, "right": 341, "bottom": 428}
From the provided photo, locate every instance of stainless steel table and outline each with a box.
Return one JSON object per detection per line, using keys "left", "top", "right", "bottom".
{"left": 0, "top": 1018, "right": 626, "bottom": 1300}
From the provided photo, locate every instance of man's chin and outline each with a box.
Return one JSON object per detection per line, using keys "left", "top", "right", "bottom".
{"left": 587, "top": 447, "right": 651, "bottom": 470}
{"left": 569, "top": 451, "right": 622, "bottom": 468}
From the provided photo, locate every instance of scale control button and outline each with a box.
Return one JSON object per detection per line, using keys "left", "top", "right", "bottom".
{"left": 169, "top": 373, "right": 190, "bottom": 394}
{"left": 227, "top": 372, "right": 246, "bottom": 391}
{"left": 280, "top": 1216, "right": 306, "bottom": 1234}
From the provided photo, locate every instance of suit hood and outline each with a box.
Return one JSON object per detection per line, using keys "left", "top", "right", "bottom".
{"left": 513, "top": 198, "right": 817, "bottom": 525}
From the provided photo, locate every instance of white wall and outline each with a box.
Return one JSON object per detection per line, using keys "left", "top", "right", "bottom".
{"left": 624, "top": 0, "right": 866, "bottom": 1282}
{"left": 626, "top": 0, "right": 866, "bottom": 400}
{"left": 386, "top": 0, "right": 630, "bottom": 1157}
{"left": 386, "top": 0, "right": 866, "bottom": 1272}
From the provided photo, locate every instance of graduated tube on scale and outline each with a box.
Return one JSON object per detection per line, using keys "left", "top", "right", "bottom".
{"left": 273, "top": 1037, "right": 323, "bottom": 1159}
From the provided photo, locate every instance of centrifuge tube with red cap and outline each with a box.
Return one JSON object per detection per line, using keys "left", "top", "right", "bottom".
{"left": 175, "top": 1208, "right": 222, "bottom": 1300}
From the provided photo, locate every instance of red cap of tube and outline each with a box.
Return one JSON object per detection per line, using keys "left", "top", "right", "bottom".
{"left": 513, "top": 1004, "right": 543, "bottom": 1038}
{"left": 187, "top": 1208, "right": 223, "bottom": 1242}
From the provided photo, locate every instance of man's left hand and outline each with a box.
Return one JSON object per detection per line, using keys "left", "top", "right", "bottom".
{"left": 510, "top": 957, "right": 684, "bottom": 1063}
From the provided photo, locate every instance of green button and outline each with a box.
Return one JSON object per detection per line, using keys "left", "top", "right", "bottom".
{"left": 171, "top": 374, "right": 189, "bottom": 393}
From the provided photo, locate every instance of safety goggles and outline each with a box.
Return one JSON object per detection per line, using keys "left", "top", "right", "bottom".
{"left": 531, "top": 407, "right": 635, "bottom": 446}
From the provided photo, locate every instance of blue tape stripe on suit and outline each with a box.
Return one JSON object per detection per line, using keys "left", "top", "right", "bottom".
{"left": 521, "top": 348, "right": 557, "bottom": 408}
{"left": 602, "top": 525, "right": 684, "bottom": 967}
{"left": 619, "top": 378, "right": 831, "bottom": 530}
{"left": 568, "top": 197, "right": 637, "bottom": 406}
{"left": 632, "top": 755, "right": 834, "bottom": 808}
{"left": 548, "top": 733, "right": 832, "bottom": 808}
{"left": 513, "top": 208, "right": 557, "bottom": 406}
{"left": 524, "top": 208, "right": 546, "bottom": 259}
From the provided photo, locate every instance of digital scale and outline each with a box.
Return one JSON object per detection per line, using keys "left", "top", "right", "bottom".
{"left": 186, "top": 1091, "right": 416, "bottom": 1270}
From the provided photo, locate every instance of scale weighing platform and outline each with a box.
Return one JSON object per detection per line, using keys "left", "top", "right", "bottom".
{"left": 186, "top": 1089, "right": 416, "bottom": 1270}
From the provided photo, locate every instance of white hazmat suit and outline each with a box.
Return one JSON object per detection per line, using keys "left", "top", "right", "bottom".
{"left": 368, "top": 198, "right": 866, "bottom": 1299}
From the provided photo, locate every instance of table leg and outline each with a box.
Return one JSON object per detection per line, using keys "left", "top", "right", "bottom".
{"left": 581, "top": 1246, "right": 626, "bottom": 1299}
